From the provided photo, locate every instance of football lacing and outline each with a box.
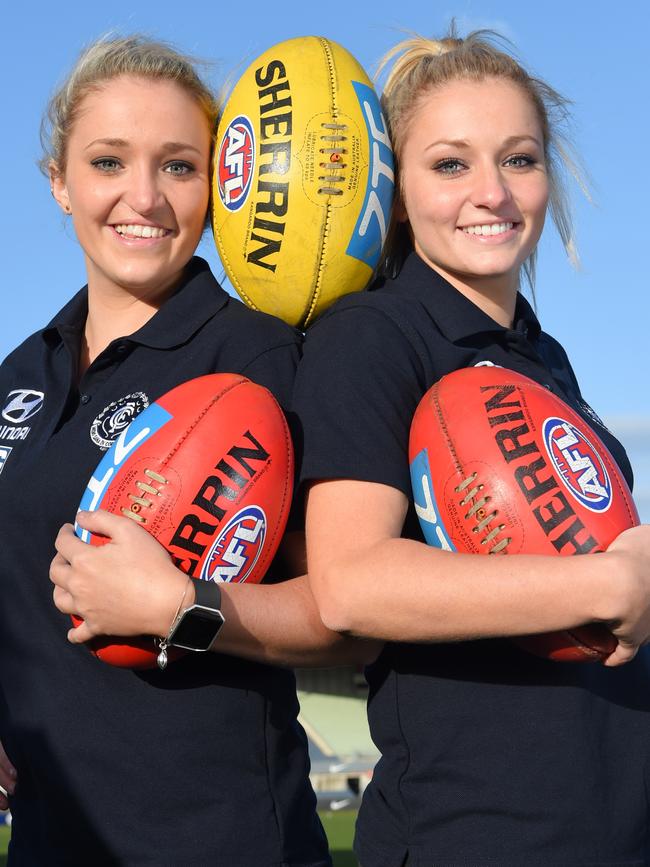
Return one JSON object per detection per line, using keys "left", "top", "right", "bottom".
{"left": 454, "top": 472, "right": 511, "bottom": 554}
{"left": 121, "top": 468, "right": 169, "bottom": 524}
{"left": 318, "top": 122, "right": 347, "bottom": 195}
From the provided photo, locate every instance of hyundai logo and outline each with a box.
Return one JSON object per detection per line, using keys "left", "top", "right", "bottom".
{"left": 2, "top": 390, "right": 45, "bottom": 424}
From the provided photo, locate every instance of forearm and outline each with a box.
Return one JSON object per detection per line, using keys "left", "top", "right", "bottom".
{"left": 313, "top": 537, "right": 616, "bottom": 643}
{"left": 135, "top": 569, "right": 376, "bottom": 668}
{"left": 305, "top": 483, "right": 650, "bottom": 663}
{"left": 52, "top": 515, "right": 379, "bottom": 668}
{"left": 215, "top": 576, "right": 379, "bottom": 667}
{"left": 112, "top": 564, "right": 377, "bottom": 667}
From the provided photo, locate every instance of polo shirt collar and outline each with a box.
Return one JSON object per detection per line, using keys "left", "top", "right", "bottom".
{"left": 43, "top": 257, "right": 229, "bottom": 350}
{"left": 394, "top": 252, "right": 541, "bottom": 344}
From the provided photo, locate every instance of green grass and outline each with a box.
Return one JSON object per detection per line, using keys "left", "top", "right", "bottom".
{"left": 0, "top": 825, "right": 8, "bottom": 865}
{"left": 320, "top": 810, "right": 357, "bottom": 866}
{"left": 0, "top": 814, "right": 355, "bottom": 865}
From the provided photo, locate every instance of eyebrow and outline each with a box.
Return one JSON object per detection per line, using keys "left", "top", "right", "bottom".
{"left": 84, "top": 138, "right": 203, "bottom": 155}
{"left": 425, "top": 138, "right": 470, "bottom": 151}
{"left": 425, "top": 134, "right": 543, "bottom": 152}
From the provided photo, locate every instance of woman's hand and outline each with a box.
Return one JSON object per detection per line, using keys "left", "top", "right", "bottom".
{"left": 50, "top": 510, "right": 188, "bottom": 643}
{"left": 598, "top": 525, "right": 650, "bottom": 667}
{"left": 50, "top": 510, "right": 377, "bottom": 668}
{"left": 0, "top": 740, "right": 16, "bottom": 810}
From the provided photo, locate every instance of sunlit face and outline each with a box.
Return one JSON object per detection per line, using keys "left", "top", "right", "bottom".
{"left": 397, "top": 77, "right": 549, "bottom": 299}
{"left": 50, "top": 75, "right": 211, "bottom": 301}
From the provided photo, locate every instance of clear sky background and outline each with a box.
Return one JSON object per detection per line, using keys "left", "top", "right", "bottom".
{"left": 2, "top": 0, "right": 648, "bottom": 517}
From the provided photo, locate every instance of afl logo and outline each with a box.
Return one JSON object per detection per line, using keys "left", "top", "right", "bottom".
{"left": 200, "top": 505, "right": 266, "bottom": 583}
{"left": 90, "top": 392, "right": 150, "bottom": 451}
{"left": 217, "top": 115, "right": 255, "bottom": 212}
{"left": 543, "top": 417, "right": 612, "bottom": 513}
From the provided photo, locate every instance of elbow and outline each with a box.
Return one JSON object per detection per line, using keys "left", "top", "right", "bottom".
{"left": 311, "top": 559, "right": 364, "bottom": 636}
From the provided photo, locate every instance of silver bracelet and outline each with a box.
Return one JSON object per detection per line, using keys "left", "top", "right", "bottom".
{"left": 156, "top": 576, "right": 192, "bottom": 670}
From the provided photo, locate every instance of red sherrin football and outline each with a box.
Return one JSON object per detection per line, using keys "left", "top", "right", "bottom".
{"left": 74, "top": 373, "right": 294, "bottom": 668}
{"left": 408, "top": 366, "right": 639, "bottom": 663}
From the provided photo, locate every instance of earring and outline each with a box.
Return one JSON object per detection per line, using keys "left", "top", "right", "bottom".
{"left": 64, "top": 205, "right": 71, "bottom": 215}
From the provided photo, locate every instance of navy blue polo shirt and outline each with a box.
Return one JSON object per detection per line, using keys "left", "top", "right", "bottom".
{"left": 0, "top": 258, "right": 330, "bottom": 866}
{"left": 294, "top": 252, "right": 650, "bottom": 867}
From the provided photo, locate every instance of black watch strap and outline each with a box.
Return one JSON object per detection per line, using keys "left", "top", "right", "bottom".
{"left": 191, "top": 578, "right": 222, "bottom": 611}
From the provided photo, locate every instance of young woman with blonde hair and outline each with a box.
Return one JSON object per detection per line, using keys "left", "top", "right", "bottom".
{"left": 295, "top": 27, "right": 650, "bottom": 866}
{"left": 0, "top": 33, "right": 368, "bottom": 865}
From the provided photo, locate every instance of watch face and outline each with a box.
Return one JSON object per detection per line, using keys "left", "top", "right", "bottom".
{"left": 170, "top": 606, "right": 225, "bottom": 651}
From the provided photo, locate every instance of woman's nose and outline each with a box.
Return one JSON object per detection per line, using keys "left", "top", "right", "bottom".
{"left": 124, "top": 166, "right": 166, "bottom": 216}
{"left": 470, "top": 163, "right": 512, "bottom": 210}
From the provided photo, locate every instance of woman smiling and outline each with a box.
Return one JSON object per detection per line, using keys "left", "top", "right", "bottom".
{"left": 295, "top": 27, "right": 650, "bottom": 867}
{"left": 0, "top": 34, "right": 365, "bottom": 866}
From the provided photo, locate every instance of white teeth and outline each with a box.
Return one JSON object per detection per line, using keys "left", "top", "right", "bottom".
{"left": 114, "top": 224, "right": 166, "bottom": 239}
{"left": 462, "top": 222, "right": 514, "bottom": 236}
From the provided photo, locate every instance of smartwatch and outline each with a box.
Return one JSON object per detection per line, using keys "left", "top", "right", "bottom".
{"left": 167, "top": 579, "right": 225, "bottom": 652}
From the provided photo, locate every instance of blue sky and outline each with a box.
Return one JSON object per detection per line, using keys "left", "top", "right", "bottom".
{"left": 2, "top": 0, "right": 648, "bottom": 515}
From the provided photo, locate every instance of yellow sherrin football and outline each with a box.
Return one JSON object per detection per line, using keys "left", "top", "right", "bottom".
{"left": 212, "top": 36, "right": 395, "bottom": 329}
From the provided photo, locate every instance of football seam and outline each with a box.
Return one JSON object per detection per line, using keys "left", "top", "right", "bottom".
{"left": 431, "top": 379, "right": 532, "bottom": 555}
{"left": 298, "top": 110, "right": 331, "bottom": 328}
{"left": 162, "top": 377, "right": 246, "bottom": 465}
{"left": 303, "top": 37, "right": 338, "bottom": 329}
{"left": 108, "top": 377, "right": 247, "bottom": 524}
{"left": 432, "top": 386, "right": 462, "bottom": 475}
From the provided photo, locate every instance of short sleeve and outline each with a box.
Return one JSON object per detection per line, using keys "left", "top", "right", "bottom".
{"left": 241, "top": 340, "right": 301, "bottom": 411}
{"left": 293, "top": 305, "right": 425, "bottom": 497}
{"left": 239, "top": 336, "right": 304, "bottom": 541}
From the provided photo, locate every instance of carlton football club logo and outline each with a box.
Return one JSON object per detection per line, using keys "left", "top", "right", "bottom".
{"left": 200, "top": 505, "right": 267, "bottom": 583}
{"left": 2, "top": 389, "right": 44, "bottom": 424}
{"left": 542, "top": 417, "right": 612, "bottom": 513}
{"left": 90, "top": 392, "right": 150, "bottom": 451}
{"left": 217, "top": 115, "right": 256, "bottom": 211}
